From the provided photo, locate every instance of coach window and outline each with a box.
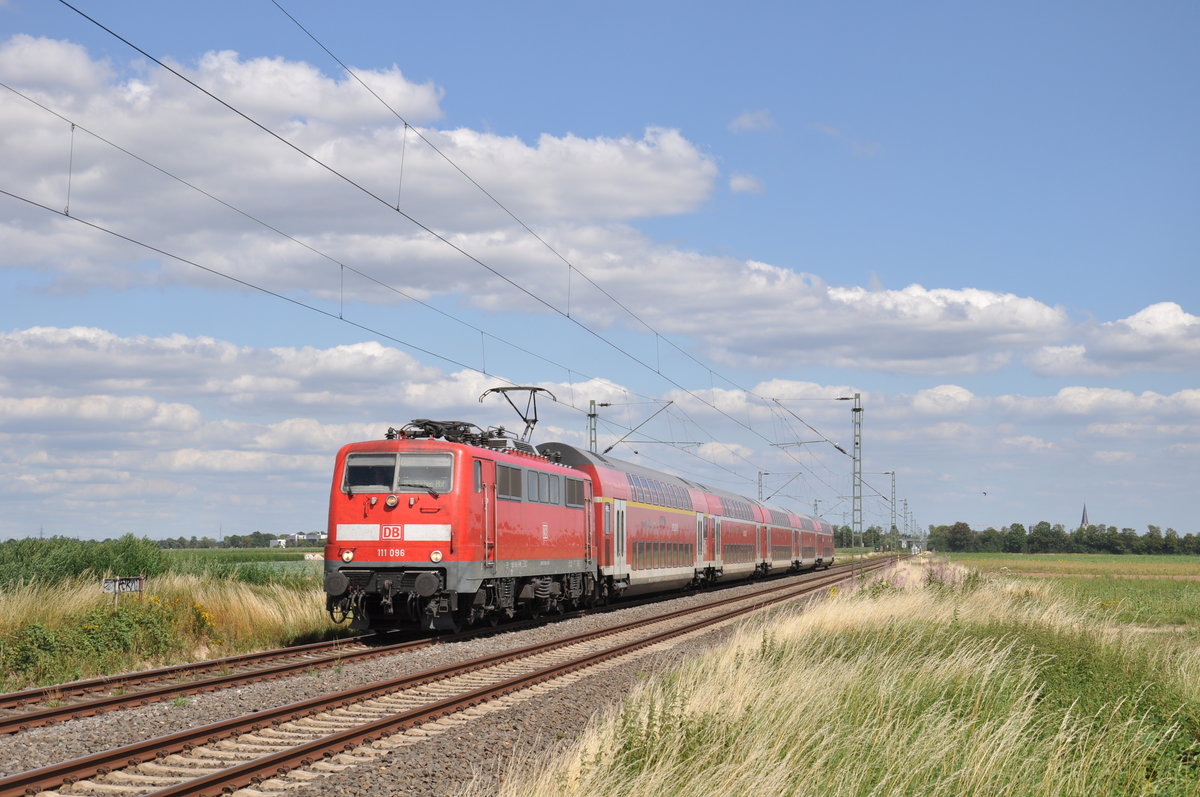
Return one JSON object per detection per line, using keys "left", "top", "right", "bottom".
{"left": 604, "top": 503, "right": 612, "bottom": 536}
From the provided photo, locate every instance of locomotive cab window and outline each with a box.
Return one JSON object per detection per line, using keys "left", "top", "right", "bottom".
{"left": 343, "top": 453, "right": 396, "bottom": 493}
{"left": 342, "top": 452, "right": 453, "bottom": 494}
{"left": 397, "top": 453, "right": 453, "bottom": 494}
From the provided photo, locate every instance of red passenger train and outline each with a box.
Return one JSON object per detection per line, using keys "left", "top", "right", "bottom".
{"left": 323, "top": 419, "right": 835, "bottom": 631}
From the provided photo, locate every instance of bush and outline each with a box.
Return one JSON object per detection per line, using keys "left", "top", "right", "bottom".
{"left": 0, "top": 535, "right": 167, "bottom": 587}
{"left": 0, "top": 597, "right": 184, "bottom": 686}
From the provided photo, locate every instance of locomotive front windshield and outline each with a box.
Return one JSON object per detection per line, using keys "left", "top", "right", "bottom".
{"left": 343, "top": 452, "right": 453, "bottom": 495}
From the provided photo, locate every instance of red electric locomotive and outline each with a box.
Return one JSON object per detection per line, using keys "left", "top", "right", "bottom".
{"left": 323, "top": 416, "right": 834, "bottom": 632}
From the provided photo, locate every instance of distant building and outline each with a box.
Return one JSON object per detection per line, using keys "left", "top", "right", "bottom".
{"left": 268, "top": 538, "right": 288, "bottom": 548}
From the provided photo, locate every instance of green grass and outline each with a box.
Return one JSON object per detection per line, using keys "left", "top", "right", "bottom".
{"left": 948, "top": 552, "right": 1200, "bottom": 577}
{"left": 1054, "top": 576, "right": 1200, "bottom": 626}
{"left": 163, "top": 548, "right": 323, "bottom": 589}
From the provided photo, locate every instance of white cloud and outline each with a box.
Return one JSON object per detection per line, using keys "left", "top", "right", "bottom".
{"left": 1001, "top": 435, "right": 1053, "bottom": 452}
{"left": 1028, "top": 303, "right": 1200, "bottom": 375}
{"left": 729, "top": 173, "right": 764, "bottom": 194}
{"left": 2, "top": 326, "right": 1198, "bottom": 538}
{"left": 729, "top": 110, "right": 775, "bottom": 132}
{"left": 911, "top": 385, "right": 979, "bottom": 416}
{"left": 5, "top": 37, "right": 1193, "bottom": 379}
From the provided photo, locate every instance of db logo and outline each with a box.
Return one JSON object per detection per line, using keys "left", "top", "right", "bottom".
{"left": 382, "top": 525, "right": 403, "bottom": 540}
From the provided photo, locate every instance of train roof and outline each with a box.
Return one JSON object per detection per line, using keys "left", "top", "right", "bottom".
{"left": 537, "top": 441, "right": 820, "bottom": 529}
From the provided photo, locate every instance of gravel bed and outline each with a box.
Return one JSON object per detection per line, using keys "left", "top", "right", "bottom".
{"left": 0, "top": 576, "right": 829, "bottom": 790}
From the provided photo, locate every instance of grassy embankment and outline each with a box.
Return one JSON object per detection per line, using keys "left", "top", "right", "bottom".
{"left": 0, "top": 537, "right": 339, "bottom": 691}
{"left": 489, "top": 554, "right": 1200, "bottom": 797}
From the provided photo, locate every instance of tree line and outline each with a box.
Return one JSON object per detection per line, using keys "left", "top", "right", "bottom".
{"left": 155, "top": 531, "right": 319, "bottom": 549}
{"left": 923, "top": 522, "right": 1199, "bottom": 555}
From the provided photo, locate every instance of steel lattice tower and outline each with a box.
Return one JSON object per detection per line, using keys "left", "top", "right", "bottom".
{"left": 851, "top": 392, "right": 862, "bottom": 548}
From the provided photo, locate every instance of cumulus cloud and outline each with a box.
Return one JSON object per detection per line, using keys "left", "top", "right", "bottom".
{"left": 1028, "top": 303, "right": 1200, "bottom": 375}
{"left": 4, "top": 37, "right": 1192, "bottom": 379}
{"left": 0, "top": 36, "right": 717, "bottom": 295}
{"left": 3, "top": 326, "right": 1200, "bottom": 538}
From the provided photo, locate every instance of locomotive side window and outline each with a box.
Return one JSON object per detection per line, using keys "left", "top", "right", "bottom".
{"left": 548, "top": 474, "right": 560, "bottom": 505}
{"left": 497, "top": 464, "right": 523, "bottom": 500}
{"left": 565, "top": 479, "right": 585, "bottom": 508}
{"left": 343, "top": 453, "right": 396, "bottom": 493}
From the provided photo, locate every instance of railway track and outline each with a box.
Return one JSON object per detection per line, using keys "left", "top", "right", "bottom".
{"left": 0, "top": 557, "right": 893, "bottom": 797}
{"left": 0, "top": 558, "right": 876, "bottom": 736}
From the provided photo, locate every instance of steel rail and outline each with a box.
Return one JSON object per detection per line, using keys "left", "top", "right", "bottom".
{"left": 0, "top": 558, "right": 895, "bottom": 797}
{"left": 149, "top": 561, "right": 892, "bottom": 797}
{"left": 0, "top": 558, "right": 867, "bottom": 734}
{"left": 0, "top": 634, "right": 370, "bottom": 711}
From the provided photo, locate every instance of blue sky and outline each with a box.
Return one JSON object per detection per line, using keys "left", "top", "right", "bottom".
{"left": 1, "top": 0, "right": 1197, "bottom": 540}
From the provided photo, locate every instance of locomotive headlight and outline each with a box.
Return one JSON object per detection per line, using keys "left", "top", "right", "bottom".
{"left": 340, "top": 549, "right": 355, "bottom": 563}
{"left": 384, "top": 494, "right": 399, "bottom": 508}
{"left": 429, "top": 550, "right": 443, "bottom": 563}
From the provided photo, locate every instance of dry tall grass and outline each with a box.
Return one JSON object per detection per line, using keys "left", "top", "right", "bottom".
{"left": 0, "top": 573, "right": 330, "bottom": 656}
{"left": 487, "top": 558, "right": 1200, "bottom": 797}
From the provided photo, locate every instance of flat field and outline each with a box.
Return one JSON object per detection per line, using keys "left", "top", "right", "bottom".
{"left": 947, "top": 551, "right": 1200, "bottom": 577}
{"left": 948, "top": 552, "right": 1200, "bottom": 626}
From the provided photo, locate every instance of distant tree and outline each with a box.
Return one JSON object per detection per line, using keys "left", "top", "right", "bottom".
{"left": 946, "top": 522, "right": 975, "bottom": 552}
{"left": 1028, "top": 521, "right": 1070, "bottom": 553}
{"left": 1100, "top": 525, "right": 1126, "bottom": 554}
{"left": 1120, "top": 528, "right": 1139, "bottom": 554}
{"left": 926, "top": 524, "right": 951, "bottom": 552}
{"left": 1002, "top": 523, "right": 1027, "bottom": 553}
{"left": 1141, "top": 525, "right": 1164, "bottom": 555}
{"left": 976, "top": 527, "right": 1004, "bottom": 552}
{"left": 1163, "top": 528, "right": 1181, "bottom": 555}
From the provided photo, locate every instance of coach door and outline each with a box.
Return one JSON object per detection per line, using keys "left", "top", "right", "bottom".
{"left": 696, "top": 515, "right": 705, "bottom": 567}
{"left": 713, "top": 518, "right": 723, "bottom": 567}
{"left": 584, "top": 482, "right": 595, "bottom": 565}
{"left": 613, "top": 498, "right": 628, "bottom": 575}
{"left": 473, "top": 458, "right": 496, "bottom": 567}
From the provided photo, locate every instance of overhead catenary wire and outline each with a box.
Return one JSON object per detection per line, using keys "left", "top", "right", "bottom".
{"left": 2, "top": 76, "right": 786, "bottom": 490}
{"left": 265, "top": 0, "right": 853, "bottom": 462}
{"left": 51, "top": 0, "right": 793, "bottom": 460}
{"left": 0, "top": 78, "right": 646, "bottom": 409}
{"left": 36, "top": 1, "right": 864, "bottom": 508}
